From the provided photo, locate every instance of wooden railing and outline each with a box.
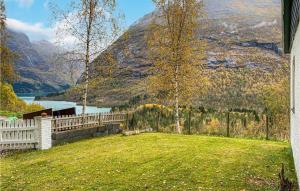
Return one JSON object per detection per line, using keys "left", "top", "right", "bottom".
{"left": 0, "top": 112, "right": 127, "bottom": 150}
{"left": 0, "top": 119, "right": 38, "bottom": 150}
{"left": 51, "top": 112, "right": 126, "bottom": 133}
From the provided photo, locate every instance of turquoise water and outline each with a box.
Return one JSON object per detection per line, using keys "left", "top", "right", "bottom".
{"left": 19, "top": 97, "right": 111, "bottom": 114}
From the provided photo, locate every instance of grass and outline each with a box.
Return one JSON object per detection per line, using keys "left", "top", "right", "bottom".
{"left": 0, "top": 133, "right": 298, "bottom": 191}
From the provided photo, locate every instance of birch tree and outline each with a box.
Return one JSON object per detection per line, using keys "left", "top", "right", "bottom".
{"left": 51, "top": 0, "right": 121, "bottom": 114}
{"left": 0, "top": 0, "right": 16, "bottom": 84}
{"left": 148, "top": 0, "right": 207, "bottom": 133}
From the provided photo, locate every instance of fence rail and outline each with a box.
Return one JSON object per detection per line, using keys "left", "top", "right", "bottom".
{"left": 0, "top": 112, "right": 127, "bottom": 151}
{"left": 0, "top": 119, "right": 38, "bottom": 150}
{"left": 51, "top": 112, "right": 126, "bottom": 133}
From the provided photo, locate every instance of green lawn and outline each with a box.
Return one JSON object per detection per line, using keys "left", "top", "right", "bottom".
{"left": 0, "top": 133, "right": 298, "bottom": 191}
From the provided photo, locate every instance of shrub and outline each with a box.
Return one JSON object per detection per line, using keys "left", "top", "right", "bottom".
{"left": 0, "top": 83, "right": 44, "bottom": 117}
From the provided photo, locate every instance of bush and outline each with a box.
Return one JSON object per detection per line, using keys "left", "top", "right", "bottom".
{"left": 24, "top": 103, "right": 44, "bottom": 113}
{"left": 0, "top": 83, "right": 44, "bottom": 117}
{"left": 0, "top": 83, "right": 26, "bottom": 112}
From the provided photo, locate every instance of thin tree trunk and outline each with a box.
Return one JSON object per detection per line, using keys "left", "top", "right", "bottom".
{"left": 83, "top": 59, "right": 89, "bottom": 115}
{"left": 82, "top": 1, "right": 93, "bottom": 115}
{"left": 175, "top": 64, "right": 181, "bottom": 133}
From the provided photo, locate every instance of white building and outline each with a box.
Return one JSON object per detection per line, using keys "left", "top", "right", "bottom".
{"left": 282, "top": 0, "right": 300, "bottom": 187}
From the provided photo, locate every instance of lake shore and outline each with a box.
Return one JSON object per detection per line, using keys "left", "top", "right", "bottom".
{"left": 19, "top": 96, "right": 111, "bottom": 114}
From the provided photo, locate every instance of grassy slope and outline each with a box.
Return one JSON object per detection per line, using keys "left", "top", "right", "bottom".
{"left": 0, "top": 134, "right": 297, "bottom": 191}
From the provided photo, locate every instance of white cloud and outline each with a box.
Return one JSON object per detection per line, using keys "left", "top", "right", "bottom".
{"left": 6, "top": 12, "right": 118, "bottom": 52}
{"left": 7, "top": 18, "right": 53, "bottom": 41}
{"left": 6, "top": 18, "right": 77, "bottom": 47}
{"left": 15, "top": 0, "right": 34, "bottom": 7}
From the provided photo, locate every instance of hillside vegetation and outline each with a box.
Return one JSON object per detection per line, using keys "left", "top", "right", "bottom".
{"left": 1, "top": 134, "right": 298, "bottom": 190}
{"left": 44, "top": 0, "right": 291, "bottom": 140}
{"left": 48, "top": 0, "right": 285, "bottom": 109}
{"left": 0, "top": 83, "right": 43, "bottom": 117}
{"left": 122, "top": 104, "right": 289, "bottom": 140}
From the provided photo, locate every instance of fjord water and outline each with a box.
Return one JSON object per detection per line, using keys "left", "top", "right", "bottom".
{"left": 19, "top": 97, "right": 111, "bottom": 114}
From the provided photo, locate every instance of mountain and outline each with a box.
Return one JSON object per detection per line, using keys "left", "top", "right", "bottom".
{"left": 32, "top": 40, "right": 60, "bottom": 62}
{"left": 32, "top": 40, "right": 83, "bottom": 86}
{"left": 6, "top": 29, "right": 81, "bottom": 95}
{"left": 48, "top": 0, "right": 286, "bottom": 107}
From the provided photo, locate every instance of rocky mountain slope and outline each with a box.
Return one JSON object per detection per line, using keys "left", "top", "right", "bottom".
{"left": 51, "top": 0, "right": 286, "bottom": 107}
{"left": 6, "top": 29, "right": 81, "bottom": 95}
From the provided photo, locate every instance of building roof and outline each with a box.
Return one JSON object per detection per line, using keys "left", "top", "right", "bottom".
{"left": 282, "top": 0, "right": 300, "bottom": 53}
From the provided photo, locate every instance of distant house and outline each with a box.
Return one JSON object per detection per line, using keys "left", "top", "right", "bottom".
{"left": 282, "top": 0, "right": 300, "bottom": 186}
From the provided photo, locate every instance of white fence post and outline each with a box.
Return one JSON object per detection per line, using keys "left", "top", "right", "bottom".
{"left": 35, "top": 116, "right": 52, "bottom": 150}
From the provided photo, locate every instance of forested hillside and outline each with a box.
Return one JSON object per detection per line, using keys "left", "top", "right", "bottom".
{"left": 50, "top": 0, "right": 286, "bottom": 110}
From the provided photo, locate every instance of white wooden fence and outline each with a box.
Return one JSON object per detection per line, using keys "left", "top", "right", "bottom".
{"left": 51, "top": 112, "right": 126, "bottom": 133}
{"left": 0, "top": 112, "right": 126, "bottom": 151}
{"left": 0, "top": 117, "right": 52, "bottom": 151}
{"left": 0, "top": 119, "right": 38, "bottom": 150}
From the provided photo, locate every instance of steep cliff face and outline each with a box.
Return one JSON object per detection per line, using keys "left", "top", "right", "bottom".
{"left": 6, "top": 29, "right": 81, "bottom": 95}
{"left": 51, "top": 0, "right": 285, "bottom": 107}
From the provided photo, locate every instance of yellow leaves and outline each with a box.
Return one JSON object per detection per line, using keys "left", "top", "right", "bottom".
{"left": 143, "top": 104, "right": 162, "bottom": 108}
{"left": 24, "top": 103, "right": 44, "bottom": 113}
{"left": 0, "top": 45, "right": 17, "bottom": 84}
{"left": 95, "top": 52, "right": 117, "bottom": 78}
{"left": 260, "top": 78, "right": 289, "bottom": 115}
{"left": 0, "top": 83, "right": 21, "bottom": 111}
{"left": 0, "top": 83, "right": 44, "bottom": 113}
{"left": 147, "top": 0, "right": 207, "bottom": 107}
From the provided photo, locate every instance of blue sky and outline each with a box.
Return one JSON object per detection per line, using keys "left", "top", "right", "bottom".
{"left": 5, "top": 0, "right": 155, "bottom": 41}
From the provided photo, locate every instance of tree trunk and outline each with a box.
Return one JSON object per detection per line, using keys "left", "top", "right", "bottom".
{"left": 83, "top": 59, "right": 89, "bottom": 115}
{"left": 82, "top": 3, "right": 93, "bottom": 115}
{"left": 175, "top": 64, "right": 181, "bottom": 133}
